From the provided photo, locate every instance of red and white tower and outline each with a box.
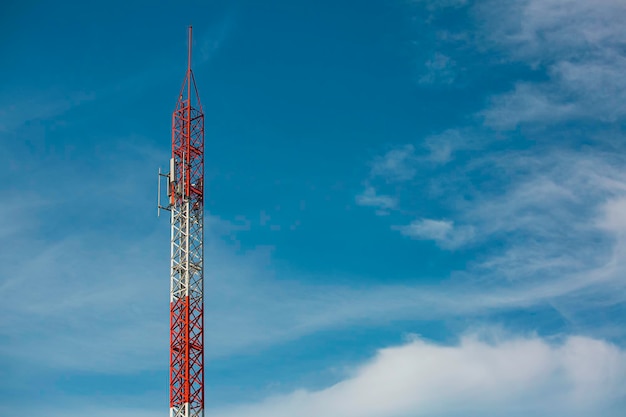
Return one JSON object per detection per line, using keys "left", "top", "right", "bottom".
{"left": 160, "top": 26, "right": 205, "bottom": 417}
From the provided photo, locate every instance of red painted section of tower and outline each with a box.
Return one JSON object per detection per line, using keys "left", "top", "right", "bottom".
{"left": 169, "top": 26, "right": 205, "bottom": 415}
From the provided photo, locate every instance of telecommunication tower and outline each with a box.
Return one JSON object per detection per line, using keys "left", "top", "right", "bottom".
{"left": 159, "top": 26, "right": 205, "bottom": 417}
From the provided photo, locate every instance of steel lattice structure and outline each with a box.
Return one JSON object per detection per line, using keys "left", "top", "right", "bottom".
{"left": 160, "top": 26, "right": 205, "bottom": 417}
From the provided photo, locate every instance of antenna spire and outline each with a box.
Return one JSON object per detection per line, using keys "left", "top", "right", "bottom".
{"left": 187, "top": 25, "right": 193, "bottom": 73}
{"left": 187, "top": 25, "right": 193, "bottom": 102}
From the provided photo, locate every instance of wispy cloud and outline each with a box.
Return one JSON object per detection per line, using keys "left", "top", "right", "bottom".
{"left": 392, "top": 218, "right": 474, "bottom": 249}
{"left": 0, "top": 90, "right": 95, "bottom": 133}
{"left": 355, "top": 186, "right": 397, "bottom": 213}
{"left": 478, "top": 0, "right": 626, "bottom": 128}
{"left": 197, "top": 11, "right": 236, "bottom": 65}
{"left": 5, "top": 145, "right": 626, "bottom": 380}
{"left": 410, "top": 0, "right": 469, "bottom": 11}
{"left": 215, "top": 148, "right": 626, "bottom": 352}
{"left": 418, "top": 53, "right": 457, "bottom": 85}
{"left": 370, "top": 145, "right": 417, "bottom": 182}
{"left": 423, "top": 128, "right": 481, "bottom": 164}
{"left": 354, "top": 142, "right": 626, "bottom": 343}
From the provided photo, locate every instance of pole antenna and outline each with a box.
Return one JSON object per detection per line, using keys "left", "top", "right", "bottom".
{"left": 187, "top": 25, "right": 192, "bottom": 102}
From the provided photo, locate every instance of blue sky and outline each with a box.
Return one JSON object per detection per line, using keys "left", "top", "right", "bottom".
{"left": 2, "top": 0, "right": 626, "bottom": 415}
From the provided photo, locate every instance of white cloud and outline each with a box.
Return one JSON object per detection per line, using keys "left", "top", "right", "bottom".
{"left": 424, "top": 130, "right": 457, "bottom": 163}
{"left": 423, "top": 128, "right": 480, "bottom": 163}
{"left": 197, "top": 12, "right": 234, "bottom": 65}
{"left": 598, "top": 197, "right": 626, "bottom": 234}
{"left": 18, "top": 408, "right": 161, "bottom": 417}
{"left": 480, "top": 0, "right": 626, "bottom": 64}
{"left": 479, "top": 0, "right": 626, "bottom": 128}
{"left": 483, "top": 82, "right": 577, "bottom": 129}
{"left": 371, "top": 145, "right": 417, "bottom": 182}
{"left": 392, "top": 218, "right": 474, "bottom": 249}
{"left": 212, "top": 334, "right": 626, "bottom": 417}
{"left": 0, "top": 90, "right": 95, "bottom": 133}
{"left": 411, "top": 0, "right": 468, "bottom": 11}
{"left": 355, "top": 186, "right": 397, "bottom": 211}
{"left": 418, "top": 53, "right": 457, "bottom": 85}
{"left": 0, "top": 195, "right": 48, "bottom": 240}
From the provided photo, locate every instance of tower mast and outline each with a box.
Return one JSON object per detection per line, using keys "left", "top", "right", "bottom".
{"left": 167, "top": 25, "right": 205, "bottom": 417}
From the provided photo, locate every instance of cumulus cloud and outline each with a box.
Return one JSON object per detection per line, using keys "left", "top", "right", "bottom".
{"left": 212, "top": 334, "right": 626, "bottom": 417}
